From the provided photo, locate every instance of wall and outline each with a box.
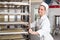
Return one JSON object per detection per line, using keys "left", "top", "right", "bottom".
{"left": 31, "top": 3, "right": 40, "bottom": 22}
{"left": 31, "top": 0, "right": 43, "bottom": 3}
{"left": 48, "top": 8, "right": 60, "bottom": 31}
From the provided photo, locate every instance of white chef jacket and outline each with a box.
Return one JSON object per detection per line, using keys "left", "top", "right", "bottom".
{"left": 30, "top": 15, "right": 54, "bottom": 40}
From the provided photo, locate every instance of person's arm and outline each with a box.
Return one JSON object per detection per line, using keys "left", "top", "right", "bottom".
{"left": 36, "top": 20, "right": 50, "bottom": 37}
{"left": 29, "top": 28, "right": 39, "bottom": 35}
{"left": 29, "top": 19, "right": 39, "bottom": 35}
{"left": 29, "top": 20, "right": 50, "bottom": 36}
{"left": 28, "top": 21, "right": 38, "bottom": 35}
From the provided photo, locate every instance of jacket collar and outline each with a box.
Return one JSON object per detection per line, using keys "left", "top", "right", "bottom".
{"left": 40, "top": 14, "right": 47, "bottom": 20}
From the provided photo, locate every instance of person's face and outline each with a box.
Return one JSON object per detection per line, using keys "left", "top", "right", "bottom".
{"left": 38, "top": 5, "right": 46, "bottom": 16}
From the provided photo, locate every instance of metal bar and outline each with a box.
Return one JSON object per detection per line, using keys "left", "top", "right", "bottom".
{"left": 0, "top": 32, "right": 28, "bottom": 35}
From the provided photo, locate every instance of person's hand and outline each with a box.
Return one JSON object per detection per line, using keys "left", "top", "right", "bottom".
{"left": 29, "top": 28, "right": 32, "bottom": 34}
{"left": 29, "top": 28, "right": 39, "bottom": 35}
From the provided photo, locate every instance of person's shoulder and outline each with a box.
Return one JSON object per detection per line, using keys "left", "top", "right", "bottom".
{"left": 44, "top": 16, "right": 50, "bottom": 23}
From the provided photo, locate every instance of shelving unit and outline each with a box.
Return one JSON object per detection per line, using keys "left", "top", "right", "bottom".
{"left": 0, "top": 0, "right": 31, "bottom": 40}
{"left": 53, "top": 15, "right": 60, "bottom": 35}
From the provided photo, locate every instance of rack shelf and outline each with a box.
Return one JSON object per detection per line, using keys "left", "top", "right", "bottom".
{"left": 0, "top": 13, "right": 30, "bottom": 15}
{"left": 0, "top": 32, "right": 28, "bottom": 35}
{"left": 0, "top": 2, "right": 29, "bottom": 5}
{"left": 0, "top": 22, "right": 28, "bottom": 25}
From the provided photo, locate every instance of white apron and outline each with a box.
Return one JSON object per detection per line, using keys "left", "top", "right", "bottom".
{"left": 30, "top": 15, "right": 54, "bottom": 40}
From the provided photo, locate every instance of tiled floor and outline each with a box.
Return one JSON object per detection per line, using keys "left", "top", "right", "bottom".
{"left": 30, "top": 34, "right": 60, "bottom": 40}
{"left": 54, "top": 34, "right": 60, "bottom": 40}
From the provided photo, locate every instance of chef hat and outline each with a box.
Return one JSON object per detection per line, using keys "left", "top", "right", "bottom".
{"left": 40, "top": 2, "right": 49, "bottom": 11}
{"left": 40, "top": 2, "right": 49, "bottom": 15}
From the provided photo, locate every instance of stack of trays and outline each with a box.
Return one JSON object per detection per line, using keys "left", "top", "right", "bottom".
{"left": 0, "top": 28, "right": 25, "bottom": 32}
{"left": 0, "top": 34, "right": 25, "bottom": 40}
{"left": 0, "top": 14, "right": 4, "bottom": 22}
{"left": 0, "top": 28, "right": 27, "bottom": 40}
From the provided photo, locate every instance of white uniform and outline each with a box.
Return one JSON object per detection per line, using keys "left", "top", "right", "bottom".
{"left": 30, "top": 15, "right": 54, "bottom": 40}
